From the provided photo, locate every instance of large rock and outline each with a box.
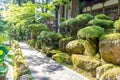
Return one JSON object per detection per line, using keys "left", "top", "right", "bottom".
{"left": 99, "top": 33, "right": 120, "bottom": 65}
{"left": 96, "top": 64, "right": 114, "bottom": 79}
{"left": 71, "top": 54, "right": 101, "bottom": 77}
{"left": 100, "top": 68, "right": 120, "bottom": 80}
{"left": 66, "top": 40, "right": 85, "bottom": 54}
{"left": 84, "top": 40, "right": 98, "bottom": 56}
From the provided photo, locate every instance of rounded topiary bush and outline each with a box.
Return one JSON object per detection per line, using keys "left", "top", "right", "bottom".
{"left": 75, "top": 14, "right": 93, "bottom": 22}
{"left": 38, "top": 31, "right": 62, "bottom": 48}
{"left": 66, "top": 40, "right": 85, "bottom": 54}
{"left": 95, "top": 14, "right": 111, "bottom": 20}
{"left": 75, "top": 14, "right": 93, "bottom": 26}
{"left": 77, "top": 26, "right": 105, "bottom": 39}
{"left": 89, "top": 19, "right": 114, "bottom": 29}
{"left": 99, "top": 33, "right": 120, "bottom": 65}
{"left": 114, "top": 19, "right": 120, "bottom": 32}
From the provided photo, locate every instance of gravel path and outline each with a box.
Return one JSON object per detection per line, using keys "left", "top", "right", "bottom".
{"left": 19, "top": 42, "right": 88, "bottom": 80}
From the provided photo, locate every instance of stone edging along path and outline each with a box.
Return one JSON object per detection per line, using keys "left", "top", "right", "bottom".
{"left": 19, "top": 42, "right": 88, "bottom": 80}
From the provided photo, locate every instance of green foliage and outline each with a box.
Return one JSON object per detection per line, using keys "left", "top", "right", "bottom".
{"left": 114, "top": 19, "right": 120, "bottom": 31}
{"left": 38, "top": 31, "right": 62, "bottom": 41}
{"left": 95, "top": 14, "right": 111, "bottom": 20}
{"left": 99, "top": 33, "right": 120, "bottom": 40}
{"left": 0, "top": 45, "right": 13, "bottom": 77}
{"left": 75, "top": 14, "right": 93, "bottom": 24}
{"left": 89, "top": 19, "right": 114, "bottom": 29}
{"left": 59, "top": 37, "right": 74, "bottom": 52}
{"left": 27, "top": 39, "right": 35, "bottom": 47}
{"left": 29, "top": 23, "right": 49, "bottom": 37}
{"left": 77, "top": 26, "right": 105, "bottom": 39}
{"left": 60, "top": 18, "right": 79, "bottom": 28}
{"left": 52, "top": 52, "right": 70, "bottom": 63}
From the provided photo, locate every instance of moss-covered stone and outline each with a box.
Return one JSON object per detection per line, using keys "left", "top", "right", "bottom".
{"left": 100, "top": 68, "right": 120, "bottom": 80}
{"left": 96, "top": 64, "right": 115, "bottom": 79}
{"left": 52, "top": 52, "right": 71, "bottom": 64}
{"left": 99, "top": 33, "right": 120, "bottom": 65}
{"left": 59, "top": 37, "right": 74, "bottom": 52}
{"left": 66, "top": 40, "right": 85, "bottom": 54}
{"left": 72, "top": 54, "right": 101, "bottom": 77}
{"left": 84, "top": 40, "right": 98, "bottom": 56}
{"left": 72, "top": 54, "right": 101, "bottom": 71}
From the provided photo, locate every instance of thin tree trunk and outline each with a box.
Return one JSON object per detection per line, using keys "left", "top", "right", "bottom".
{"left": 71, "top": 0, "right": 80, "bottom": 17}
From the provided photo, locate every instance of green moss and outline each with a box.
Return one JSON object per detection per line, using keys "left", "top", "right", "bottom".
{"left": 66, "top": 40, "right": 85, "bottom": 54}
{"left": 96, "top": 64, "right": 115, "bottom": 79}
{"left": 100, "top": 68, "right": 120, "bottom": 80}
{"left": 100, "top": 33, "right": 120, "bottom": 40}
{"left": 72, "top": 54, "right": 101, "bottom": 71}
{"left": 77, "top": 26, "right": 105, "bottom": 39}
{"left": 52, "top": 53, "right": 71, "bottom": 63}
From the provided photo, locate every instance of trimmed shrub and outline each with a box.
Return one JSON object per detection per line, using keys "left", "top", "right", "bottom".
{"left": 38, "top": 31, "right": 62, "bottom": 48}
{"left": 95, "top": 14, "right": 111, "bottom": 20}
{"left": 77, "top": 26, "right": 105, "bottom": 39}
{"left": 75, "top": 14, "right": 94, "bottom": 23}
{"left": 29, "top": 23, "right": 49, "bottom": 39}
{"left": 114, "top": 19, "right": 120, "bottom": 32}
{"left": 89, "top": 19, "right": 114, "bottom": 29}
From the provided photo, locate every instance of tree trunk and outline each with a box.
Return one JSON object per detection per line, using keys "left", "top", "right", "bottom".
{"left": 71, "top": 0, "right": 80, "bottom": 17}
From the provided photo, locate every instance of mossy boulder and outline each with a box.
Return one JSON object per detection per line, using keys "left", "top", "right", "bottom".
{"left": 96, "top": 64, "right": 115, "bottom": 79}
{"left": 59, "top": 37, "right": 74, "bottom": 52}
{"left": 52, "top": 52, "right": 71, "bottom": 64}
{"left": 84, "top": 40, "right": 98, "bottom": 56}
{"left": 71, "top": 54, "right": 101, "bottom": 76}
{"left": 66, "top": 40, "right": 85, "bottom": 54}
{"left": 100, "top": 68, "right": 120, "bottom": 80}
{"left": 99, "top": 33, "right": 120, "bottom": 65}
